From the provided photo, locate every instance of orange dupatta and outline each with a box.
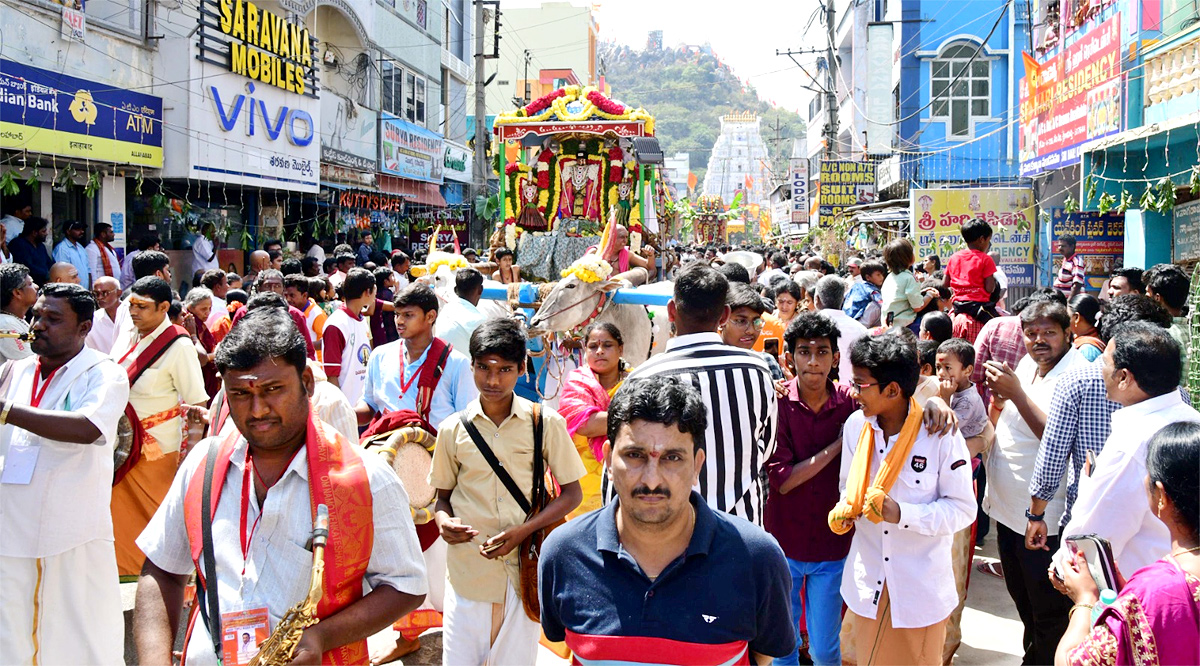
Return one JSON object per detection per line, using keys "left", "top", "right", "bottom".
{"left": 828, "top": 399, "right": 923, "bottom": 534}
{"left": 183, "top": 415, "right": 373, "bottom": 664}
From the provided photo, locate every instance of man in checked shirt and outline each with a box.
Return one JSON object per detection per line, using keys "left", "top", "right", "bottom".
{"left": 1025, "top": 295, "right": 1176, "bottom": 548}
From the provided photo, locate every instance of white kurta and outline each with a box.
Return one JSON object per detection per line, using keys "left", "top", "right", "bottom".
{"left": 0, "top": 347, "right": 130, "bottom": 664}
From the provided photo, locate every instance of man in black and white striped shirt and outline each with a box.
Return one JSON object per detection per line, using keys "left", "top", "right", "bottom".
{"left": 605, "top": 262, "right": 778, "bottom": 525}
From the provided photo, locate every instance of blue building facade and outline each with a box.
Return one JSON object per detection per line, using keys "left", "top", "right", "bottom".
{"left": 875, "top": 0, "right": 1031, "bottom": 197}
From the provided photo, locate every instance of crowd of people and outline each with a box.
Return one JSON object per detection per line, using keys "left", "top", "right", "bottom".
{"left": 0, "top": 211, "right": 1196, "bottom": 666}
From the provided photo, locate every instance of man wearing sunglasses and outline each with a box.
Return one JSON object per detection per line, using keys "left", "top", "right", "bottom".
{"left": 85, "top": 276, "right": 125, "bottom": 355}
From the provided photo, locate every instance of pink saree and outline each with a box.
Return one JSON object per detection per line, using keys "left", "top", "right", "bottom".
{"left": 560, "top": 365, "right": 615, "bottom": 463}
{"left": 1068, "top": 557, "right": 1200, "bottom": 666}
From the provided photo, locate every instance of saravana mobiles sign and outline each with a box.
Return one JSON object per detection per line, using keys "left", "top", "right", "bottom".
{"left": 198, "top": 0, "right": 318, "bottom": 96}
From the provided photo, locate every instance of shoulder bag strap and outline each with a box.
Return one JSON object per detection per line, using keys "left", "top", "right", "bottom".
{"left": 458, "top": 414, "right": 532, "bottom": 515}
{"left": 198, "top": 449, "right": 223, "bottom": 660}
{"left": 531, "top": 405, "right": 545, "bottom": 509}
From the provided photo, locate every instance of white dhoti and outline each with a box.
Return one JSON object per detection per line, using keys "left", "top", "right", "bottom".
{"left": 0, "top": 539, "right": 125, "bottom": 665}
{"left": 442, "top": 578, "right": 538, "bottom": 666}
{"left": 423, "top": 537, "right": 446, "bottom": 612}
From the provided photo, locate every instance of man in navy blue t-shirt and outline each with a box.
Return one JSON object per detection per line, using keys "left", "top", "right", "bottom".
{"left": 538, "top": 377, "right": 796, "bottom": 665}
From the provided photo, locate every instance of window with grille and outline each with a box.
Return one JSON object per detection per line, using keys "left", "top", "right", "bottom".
{"left": 930, "top": 43, "right": 991, "bottom": 138}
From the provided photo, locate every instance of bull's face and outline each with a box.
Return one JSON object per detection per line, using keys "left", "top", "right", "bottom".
{"left": 529, "top": 275, "right": 619, "bottom": 334}
{"left": 417, "top": 265, "right": 456, "bottom": 306}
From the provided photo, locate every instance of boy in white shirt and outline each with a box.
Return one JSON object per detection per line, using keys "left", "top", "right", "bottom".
{"left": 829, "top": 334, "right": 975, "bottom": 665}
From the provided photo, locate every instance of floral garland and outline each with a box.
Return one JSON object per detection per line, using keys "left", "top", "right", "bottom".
{"left": 426, "top": 251, "right": 469, "bottom": 274}
{"left": 561, "top": 255, "right": 613, "bottom": 283}
{"left": 494, "top": 86, "right": 655, "bottom": 135}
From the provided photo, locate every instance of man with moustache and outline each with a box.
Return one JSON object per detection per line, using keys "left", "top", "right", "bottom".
{"left": 981, "top": 300, "right": 1082, "bottom": 664}
{"left": 0, "top": 284, "right": 130, "bottom": 664}
{"left": 539, "top": 377, "right": 796, "bottom": 665}
{"left": 133, "top": 308, "right": 428, "bottom": 665}
{"left": 86, "top": 276, "right": 124, "bottom": 354}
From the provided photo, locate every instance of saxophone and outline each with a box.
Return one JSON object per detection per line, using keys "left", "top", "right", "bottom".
{"left": 250, "top": 504, "right": 329, "bottom": 666}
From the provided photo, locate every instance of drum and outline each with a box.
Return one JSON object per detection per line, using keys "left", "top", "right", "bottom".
{"left": 114, "top": 413, "right": 134, "bottom": 469}
{"left": 368, "top": 426, "right": 437, "bottom": 524}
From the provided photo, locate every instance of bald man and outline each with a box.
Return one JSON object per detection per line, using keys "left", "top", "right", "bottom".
{"left": 244, "top": 250, "right": 270, "bottom": 285}
{"left": 48, "top": 262, "right": 80, "bottom": 284}
{"left": 595, "top": 222, "right": 656, "bottom": 286}
{"left": 86, "top": 276, "right": 125, "bottom": 354}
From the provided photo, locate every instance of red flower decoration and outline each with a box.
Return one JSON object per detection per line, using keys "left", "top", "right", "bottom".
{"left": 525, "top": 89, "right": 566, "bottom": 116}
{"left": 587, "top": 90, "right": 625, "bottom": 115}
{"left": 506, "top": 163, "right": 521, "bottom": 176}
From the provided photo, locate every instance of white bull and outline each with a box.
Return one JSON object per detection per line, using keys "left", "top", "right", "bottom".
{"left": 417, "top": 262, "right": 514, "bottom": 321}
{"left": 528, "top": 276, "right": 669, "bottom": 367}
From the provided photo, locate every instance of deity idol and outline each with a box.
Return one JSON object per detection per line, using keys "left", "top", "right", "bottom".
{"left": 556, "top": 150, "right": 602, "bottom": 222}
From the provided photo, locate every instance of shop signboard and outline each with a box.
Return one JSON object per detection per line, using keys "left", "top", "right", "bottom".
{"left": 817, "top": 160, "right": 875, "bottom": 221}
{"left": 1050, "top": 209, "right": 1125, "bottom": 291}
{"left": 410, "top": 218, "right": 467, "bottom": 250}
{"left": 1019, "top": 13, "right": 1122, "bottom": 176}
{"left": 911, "top": 188, "right": 1036, "bottom": 287}
{"left": 1175, "top": 200, "right": 1200, "bottom": 263}
{"left": 443, "top": 141, "right": 472, "bottom": 183}
{"left": 0, "top": 59, "right": 163, "bottom": 167}
{"left": 188, "top": 0, "right": 321, "bottom": 192}
{"left": 190, "top": 72, "right": 320, "bottom": 192}
{"left": 790, "top": 158, "right": 809, "bottom": 225}
{"left": 379, "top": 113, "right": 445, "bottom": 184}
{"left": 321, "top": 146, "right": 375, "bottom": 173}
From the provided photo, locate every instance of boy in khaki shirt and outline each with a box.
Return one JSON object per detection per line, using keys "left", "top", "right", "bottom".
{"left": 430, "top": 318, "right": 585, "bottom": 665}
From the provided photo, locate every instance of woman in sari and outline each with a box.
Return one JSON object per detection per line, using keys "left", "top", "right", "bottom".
{"left": 1068, "top": 293, "right": 1104, "bottom": 362}
{"left": 559, "top": 322, "right": 627, "bottom": 517}
{"left": 1055, "top": 421, "right": 1200, "bottom": 666}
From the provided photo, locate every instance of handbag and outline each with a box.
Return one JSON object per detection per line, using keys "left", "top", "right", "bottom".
{"left": 459, "top": 404, "right": 563, "bottom": 622}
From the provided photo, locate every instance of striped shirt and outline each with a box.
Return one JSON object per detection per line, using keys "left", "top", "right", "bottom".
{"left": 1054, "top": 253, "right": 1085, "bottom": 293}
{"left": 605, "top": 332, "right": 778, "bottom": 525}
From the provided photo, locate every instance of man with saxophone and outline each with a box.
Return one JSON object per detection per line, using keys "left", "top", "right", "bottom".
{"left": 0, "top": 283, "right": 130, "bottom": 664}
{"left": 134, "top": 308, "right": 428, "bottom": 665}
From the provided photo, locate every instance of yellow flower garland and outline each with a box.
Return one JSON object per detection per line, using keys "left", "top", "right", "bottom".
{"left": 561, "top": 255, "right": 613, "bottom": 283}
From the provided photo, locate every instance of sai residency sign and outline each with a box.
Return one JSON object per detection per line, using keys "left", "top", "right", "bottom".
{"left": 790, "top": 158, "right": 809, "bottom": 225}
{"left": 1019, "top": 13, "right": 1122, "bottom": 176}
{"left": 911, "top": 188, "right": 1036, "bottom": 287}
{"left": 380, "top": 113, "right": 444, "bottom": 184}
{"left": 0, "top": 59, "right": 163, "bottom": 167}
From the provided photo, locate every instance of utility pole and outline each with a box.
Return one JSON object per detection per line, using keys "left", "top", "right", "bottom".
{"left": 512, "top": 49, "right": 532, "bottom": 107}
{"left": 472, "top": 0, "right": 488, "bottom": 210}
{"left": 776, "top": 2, "right": 839, "bottom": 161}
{"left": 824, "top": 0, "right": 839, "bottom": 160}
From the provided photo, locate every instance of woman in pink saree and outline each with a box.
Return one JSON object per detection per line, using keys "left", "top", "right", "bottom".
{"left": 1055, "top": 421, "right": 1200, "bottom": 666}
{"left": 559, "top": 322, "right": 628, "bottom": 517}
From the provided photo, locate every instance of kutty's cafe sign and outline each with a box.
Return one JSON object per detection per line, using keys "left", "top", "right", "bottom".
{"left": 199, "top": 0, "right": 318, "bottom": 96}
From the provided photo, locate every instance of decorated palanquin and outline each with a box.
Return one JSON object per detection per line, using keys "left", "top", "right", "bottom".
{"left": 492, "top": 85, "right": 657, "bottom": 280}
{"left": 694, "top": 195, "right": 727, "bottom": 244}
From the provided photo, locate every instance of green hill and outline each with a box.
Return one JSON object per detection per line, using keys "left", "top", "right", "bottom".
{"left": 599, "top": 42, "right": 807, "bottom": 192}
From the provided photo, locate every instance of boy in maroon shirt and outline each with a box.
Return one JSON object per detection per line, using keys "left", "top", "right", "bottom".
{"left": 764, "top": 312, "right": 858, "bottom": 665}
{"left": 945, "top": 218, "right": 999, "bottom": 343}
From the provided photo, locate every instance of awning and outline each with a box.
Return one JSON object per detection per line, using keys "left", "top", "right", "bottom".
{"left": 378, "top": 175, "right": 447, "bottom": 207}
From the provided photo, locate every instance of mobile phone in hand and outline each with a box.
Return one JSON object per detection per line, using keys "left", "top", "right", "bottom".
{"left": 1066, "top": 534, "right": 1119, "bottom": 591}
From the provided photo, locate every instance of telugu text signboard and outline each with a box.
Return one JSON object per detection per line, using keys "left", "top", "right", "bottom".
{"left": 0, "top": 59, "right": 163, "bottom": 167}
{"left": 379, "top": 113, "right": 444, "bottom": 184}
{"left": 818, "top": 160, "right": 875, "bottom": 221}
{"left": 911, "top": 188, "right": 1036, "bottom": 287}
{"left": 1019, "top": 13, "right": 1122, "bottom": 176}
{"left": 1050, "top": 209, "right": 1125, "bottom": 291}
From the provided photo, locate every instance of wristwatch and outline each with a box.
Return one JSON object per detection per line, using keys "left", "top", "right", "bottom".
{"left": 1025, "top": 508, "right": 1045, "bottom": 522}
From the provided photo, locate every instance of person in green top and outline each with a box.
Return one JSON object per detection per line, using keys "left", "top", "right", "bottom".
{"left": 1144, "top": 263, "right": 1191, "bottom": 379}
{"left": 881, "top": 237, "right": 936, "bottom": 332}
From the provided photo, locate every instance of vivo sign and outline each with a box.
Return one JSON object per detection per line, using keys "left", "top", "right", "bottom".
{"left": 210, "top": 82, "right": 314, "bottom": 146}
